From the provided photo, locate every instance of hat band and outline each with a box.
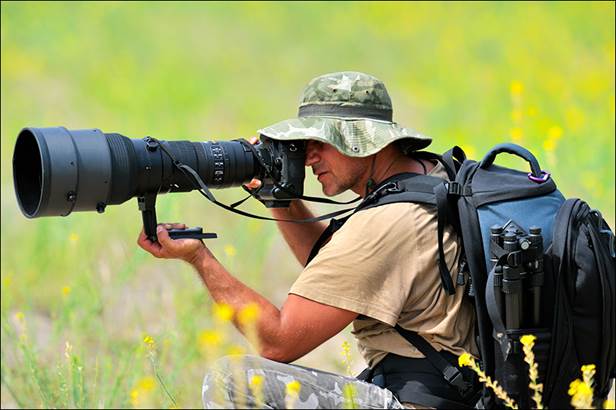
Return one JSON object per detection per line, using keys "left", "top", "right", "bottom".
{"left": 298, "top": 104, "right": 393, "bottom": 121}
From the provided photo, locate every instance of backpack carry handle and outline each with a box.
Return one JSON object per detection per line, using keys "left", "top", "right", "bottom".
{"left": 480, "top": 143, "right": 543, "bottom": 177}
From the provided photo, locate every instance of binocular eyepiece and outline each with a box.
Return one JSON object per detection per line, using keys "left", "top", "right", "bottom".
{"left": 13, "top": 127, "right": 306, "bottom": 219}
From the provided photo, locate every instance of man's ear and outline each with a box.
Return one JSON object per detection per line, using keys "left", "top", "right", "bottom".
{"left": 395, "top": 139, "right": 415, "bottom": 156}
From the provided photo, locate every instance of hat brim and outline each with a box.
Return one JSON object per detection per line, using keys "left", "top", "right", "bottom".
{"left": 258, "top": 116, "right": 431, "bottom": 157}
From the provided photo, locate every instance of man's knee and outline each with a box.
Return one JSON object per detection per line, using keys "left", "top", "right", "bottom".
{"left": 202, "top": 354, "right": 262, "bottom": 408}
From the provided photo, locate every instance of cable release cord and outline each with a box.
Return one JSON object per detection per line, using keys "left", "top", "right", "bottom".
{"left": 150, "top": 137, "right": 361, "bottom": 224}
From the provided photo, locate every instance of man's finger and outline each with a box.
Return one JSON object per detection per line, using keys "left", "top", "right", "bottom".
{"left": 156, "top": 225, "right": 174, "bottom": 248}
{"left": 249, "top": 136, "right": 259, "bottom": 145}
{"left": 163, "top": 223, "right": 187, "bottom": 230}
{"left": 137, "top": 229, "right": 163, "bottom": 256}
{"left": 244, "top": 178, "right": 262, "bottom": 189}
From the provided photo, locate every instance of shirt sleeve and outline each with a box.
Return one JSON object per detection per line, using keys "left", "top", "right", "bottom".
{"left": 289, "top": 204, "right": 417, "bottom": 326}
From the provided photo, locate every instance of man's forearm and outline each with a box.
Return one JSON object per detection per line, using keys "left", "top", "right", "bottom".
{"left": 271, "top": 200, "right": 327, "bottom": 266}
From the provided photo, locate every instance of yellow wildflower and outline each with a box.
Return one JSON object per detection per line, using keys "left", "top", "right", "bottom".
{"left": 226, "top": 344, "right": 246, "bottom": 356}
{"left": 458, "top": 352, "right": 517, "bottom": 409}
{"left": 459, "top": 144, "right": 477, "bottom": 160}
{"left": 137, "top": 376, "right": 156, "bottom": 392}
{"left": 521, "top": 334, "right": 543, "bottom": 409}
{"left": 581, "top": 364, "right": 596, "bottom": 392}
{"left": 510, "top": 81, "right": 524, "bottom": 97}
{"left": 14, "top": 311, "right": 25, "bottom": 323}
{"left": 199, "top": 329, "right": 224, "bottom": 348}
{"left": 458, "top": 353, "right": 473, "bottom": 367}
{"left": 62, "top": 286, "right": 71, "bottom": 297}
{"left": 143, "top": 335, "right": 155, "bottom": 348}
{"left": 213, "top": 302, "right": 234, "bottom": 323}
{"left": 510, "top": 127, "right": 524, "bottom": 144}
{"left": 547, "top": 125, "right": 563, "bottom": 140}
{"left": 285, "top": 380, "right": 302, "bottom": 408}
{"left": 130, "top": 389, "right": 141, "bottom": 407}
{"left": 569, "top": 378, "right": 593, "bottom": 409}
{"left": 286, "top": 380, "right": 301, "bottom": 396}
{"left": 130, "top": 376, "right": 156, "bottom": 407}
{"left": 342, "top": 341, "right": 351, "bottom": 355}
{"left": 249, "top": 374, "right": 264, "bottom": 389}
{"left": 543, "top": 139, "right": 556, "bottom": 152}
{"left": 2, "top": 274, "right": 12, "bottom": 288}
{"left": 568, "top": 379, "right": 582, "bottom": 396}
{"left": 224, "top": 244, "right": 237, "bottom": 257}
{"left": 238, "top": 303, "right": 260, "bottom": 325}
{"left": 343, "top": 383, "right": 358, "bottom": 409}
{"left": 249, "top": 374, "right": 265, "bottom": 408}
{"left": 580, "top": 363, "right": 596, "bottom": 407}
{"left": 69, "top": 232, "right": 79, "bottom": 243}
{"left": 543, "top": 126, "right": 563, "bottom": 153}
{"left": 342, "top": 341, "right": 353, "bottom": 376}
{"left": 520, "top": 334, "right": 536, "bottom": 347}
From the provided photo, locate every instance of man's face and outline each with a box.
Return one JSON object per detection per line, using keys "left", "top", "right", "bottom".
{"left": 304, "top": 140, "right": 370, "bottom": 196}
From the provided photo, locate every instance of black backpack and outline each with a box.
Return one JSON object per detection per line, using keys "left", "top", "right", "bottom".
{"left": 449, "top": 143, "right": 615, "bottom": 408}
{"left": 308, "top": 143, "right": 615, "bottom": 408}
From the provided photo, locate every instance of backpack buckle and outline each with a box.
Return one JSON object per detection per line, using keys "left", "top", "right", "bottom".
{"left": 443, "top": 366, "right": 472, "bottom": 396}
{"left": 527, "top": 170, "right": 550, "bottom": 183}
{"left": 372, "top": 181, "right": 401, "bottom": 198}
{"left": 447, "top": 182, "right": 468, "bottom": 196}
{"left": 383, "top": 181, "right": 401, "bottom": 194}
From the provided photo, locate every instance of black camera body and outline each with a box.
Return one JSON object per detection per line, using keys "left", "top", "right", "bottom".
{"left": 252, "top": 136, "right": 305, "bottom": 208}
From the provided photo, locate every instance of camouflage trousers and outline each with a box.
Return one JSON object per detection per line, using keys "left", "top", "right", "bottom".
{"left": 202, "top": 355, "right": 405, "bottom": 409}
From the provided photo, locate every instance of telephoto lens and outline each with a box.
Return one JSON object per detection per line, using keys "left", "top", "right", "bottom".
{"left": 12, "top": 127, "right": 260, "bottom": 219}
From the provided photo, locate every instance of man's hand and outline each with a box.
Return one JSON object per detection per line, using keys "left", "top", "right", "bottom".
{"left": 137, "top": 223, "right": 213, "bottom": 266}
{"left": 244, "top": 136, "right": 262, "bottom": 191}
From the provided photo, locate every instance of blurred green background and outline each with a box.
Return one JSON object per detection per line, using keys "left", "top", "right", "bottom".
{"left": 1, "top": 1, "right": 614, "bottom": 408}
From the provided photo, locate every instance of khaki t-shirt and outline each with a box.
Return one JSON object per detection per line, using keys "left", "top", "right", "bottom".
{"left": 289, "top": 164, "right": 478, "bottom": 368}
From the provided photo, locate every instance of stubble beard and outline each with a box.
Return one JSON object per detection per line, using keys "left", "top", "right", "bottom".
{"left": 321, "top": 173, "right": 356, "bottom": 197}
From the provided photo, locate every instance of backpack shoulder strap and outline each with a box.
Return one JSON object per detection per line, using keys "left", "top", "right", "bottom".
{"left": 307, "top": 172, "right": 458, "bottom": 294}
{"left": 357, "top": 173, "right": 443, "bottom": 212}
{"left": 362, "top": 173, "right": 459, "bottom": 295}
{"left": 305, "top": 215, "right": 351, "bottom": 266}
{"left": 440, "top": 146, "right": 467, "bottom": 180}
{"left": 305, "top": 173, "right": 441, "bottom": 265}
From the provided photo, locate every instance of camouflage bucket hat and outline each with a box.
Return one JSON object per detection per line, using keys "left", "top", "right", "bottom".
{"left": 258, "top": 71, "right": 431, "bottom": 157}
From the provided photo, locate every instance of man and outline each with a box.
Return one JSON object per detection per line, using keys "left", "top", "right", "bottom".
{"left": 138, "top": 71, "right": 478, "bottom": 408}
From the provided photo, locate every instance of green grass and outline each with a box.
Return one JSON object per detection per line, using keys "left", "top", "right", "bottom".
{"left": 1, "top": 2, "right": 614, "bottom": 408}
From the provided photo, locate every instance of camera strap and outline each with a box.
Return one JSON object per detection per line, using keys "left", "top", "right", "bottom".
{"left": 181, "top": 162, "right": 356, "bottom": 223}
{"left": 153, "top": 138, "right": 358, "bottom": 224}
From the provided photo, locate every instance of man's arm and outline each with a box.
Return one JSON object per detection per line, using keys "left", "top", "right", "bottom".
{"left": 138, "top": 225, "right": 357, "bottom": 362}
{"left": 270, "top": 200, "right": 327, "bottom": 266}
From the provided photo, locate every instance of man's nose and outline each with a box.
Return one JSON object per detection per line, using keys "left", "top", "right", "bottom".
{"left": 304, "top": 141, "right": 320, "bottom": 166}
